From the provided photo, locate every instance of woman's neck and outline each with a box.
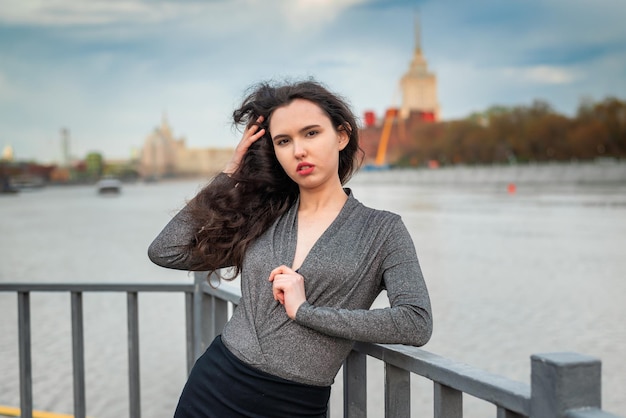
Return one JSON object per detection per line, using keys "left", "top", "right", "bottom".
{"left": 298, "top": 183, "right": 348, "bottom": 214}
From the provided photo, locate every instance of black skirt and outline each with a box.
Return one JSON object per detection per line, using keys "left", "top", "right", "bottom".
{"left": 174, "top": 336, "right": 331, "bottom": 418}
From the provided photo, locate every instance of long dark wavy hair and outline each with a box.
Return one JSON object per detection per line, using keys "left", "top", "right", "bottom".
{"left": 185, "top": 79, "right": 363, "bottom": 278}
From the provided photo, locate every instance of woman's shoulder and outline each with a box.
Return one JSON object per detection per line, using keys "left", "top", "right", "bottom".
{"left": 345, "top": 190, "right": 403, "bottom": 225}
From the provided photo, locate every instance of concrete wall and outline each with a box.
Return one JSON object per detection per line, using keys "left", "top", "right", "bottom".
{"left": 353, "top": 160, "right": 626, "bottom": 186}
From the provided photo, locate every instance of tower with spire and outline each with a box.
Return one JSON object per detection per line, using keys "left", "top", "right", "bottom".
{"left": 399, "top": 14, "right": 440, "bottom": 121}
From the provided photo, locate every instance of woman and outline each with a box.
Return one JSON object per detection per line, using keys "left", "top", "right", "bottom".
{"left": 148, "top": 80, "right": 433, "bottom": 417}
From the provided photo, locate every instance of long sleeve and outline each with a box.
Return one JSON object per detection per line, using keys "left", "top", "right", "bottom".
{"left": 147, "top": 204, "right": 199, "bottom": 270}
{"left": 147, "top": 173, "right": 234, "bottom": 271}
{"left": 294, "top": 219, "right": 433, "bottom": 347}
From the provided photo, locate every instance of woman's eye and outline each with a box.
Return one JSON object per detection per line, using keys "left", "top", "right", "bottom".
{"left": 306, "top": 130, "right": 318, "bottom": 137}
{"left": 276, "top": 138, "right": 289, "bottom": 146}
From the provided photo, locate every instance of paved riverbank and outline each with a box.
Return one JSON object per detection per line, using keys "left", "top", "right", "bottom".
{"left": 352, "top": 160, "right": 626, "bottom": 186}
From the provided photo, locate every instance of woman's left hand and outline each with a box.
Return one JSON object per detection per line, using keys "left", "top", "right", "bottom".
{"left": 269, "top": 265, "right": 307, "bottom": 319}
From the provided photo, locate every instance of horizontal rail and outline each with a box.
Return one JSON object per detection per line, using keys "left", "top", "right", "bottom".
{"left": 354, "top": 342, "right": 530, "bottom": 415}
{"left": 199, "top": 280, "right": 241, "bottom": 304}
{"left": 0, "top": 283, "right": 193, "bottom": 292}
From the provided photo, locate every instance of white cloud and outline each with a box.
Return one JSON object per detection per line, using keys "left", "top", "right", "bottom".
{"left": 502, "top": 66, "right": 581, "bottom": 85}
{"left": 0, "top": 0, "right": 155, "bottom": 25}
{"left": 279, "top": 0, "right": 367, "bottom": 28}
{"left": 0, "top": 0, "right": 369, "bottom": 30}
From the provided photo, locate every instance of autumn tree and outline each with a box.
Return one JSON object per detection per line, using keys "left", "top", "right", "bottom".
{"left": 391, "top": 96, "right": 624, "bottom": 167}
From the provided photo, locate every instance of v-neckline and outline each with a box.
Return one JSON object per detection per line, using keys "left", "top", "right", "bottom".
{"left": 288, "top": 191, "right": 352, "bottom": 272}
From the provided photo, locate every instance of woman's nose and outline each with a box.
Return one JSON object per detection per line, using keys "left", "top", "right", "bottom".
{"left": 293, "top": 140, "right": 306, "bottom": 158}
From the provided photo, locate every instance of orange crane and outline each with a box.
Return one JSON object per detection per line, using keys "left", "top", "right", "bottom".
{"left": 373, "top": 88, "right": 405, "bottom": 167}
{"left": 374, "top": 109, "right": 396, "bottom": 166}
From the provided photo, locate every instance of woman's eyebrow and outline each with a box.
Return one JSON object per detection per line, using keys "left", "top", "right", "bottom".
{"left": 300, "top": 124, "right": 321, "bottom": 132}
{"left": 272, "top": 124, "right": 322, "bottom": 141}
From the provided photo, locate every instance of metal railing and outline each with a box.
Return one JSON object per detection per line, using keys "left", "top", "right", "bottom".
{"left": 0, "top": 282, "right": 196, "bottom": 418}
{"left": 1, "top": 273, "right": 622, "bottom": 418}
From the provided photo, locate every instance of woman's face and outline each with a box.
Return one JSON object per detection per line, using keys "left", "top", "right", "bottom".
{"left": 269, "top": 99, "right": 348, "bottom": 192}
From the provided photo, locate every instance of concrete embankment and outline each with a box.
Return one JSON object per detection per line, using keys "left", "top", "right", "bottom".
{"left": 352, "top": 160, "right": 626, "bottom": 186}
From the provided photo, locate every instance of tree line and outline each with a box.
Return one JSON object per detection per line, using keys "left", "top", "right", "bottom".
{"left": 395, "top": 97, "right": 626, "bottom": 166}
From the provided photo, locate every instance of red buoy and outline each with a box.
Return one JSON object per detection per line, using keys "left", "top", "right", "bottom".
{"left": 507, "top": 183, "right": 517, "bottom": 194}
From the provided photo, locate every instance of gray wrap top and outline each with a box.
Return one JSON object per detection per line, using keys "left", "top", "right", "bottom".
{"left": 148, "top": 174, "right": 432, "bottom": 386}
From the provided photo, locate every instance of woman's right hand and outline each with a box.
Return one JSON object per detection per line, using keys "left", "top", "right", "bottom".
{"left": 223, "top": 116, "right": 266, "bottom": 175}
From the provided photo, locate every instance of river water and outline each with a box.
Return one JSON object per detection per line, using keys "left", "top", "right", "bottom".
{"left": 1, "top": 168, "right": 625, "bottom": 417}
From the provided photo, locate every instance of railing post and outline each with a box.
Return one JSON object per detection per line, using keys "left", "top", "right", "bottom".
{"left": 208, "top": 293, "right": 228, "bottom": 341}
{"left": 434, "top": 383, "right": 462, "bottom": 418}
{"left": 530, "top": 352, "right": 601, "bottom": 418}
{"left": 127, "top": 292, "right": 141, "bottom": 418}
{"left": 385, "top": 363, "right": 410, "bottom": 417}
{"left": 184, "top": 291, "right": 195, "bottom": 373}
{"left": 17, "top": 291, "right": 33, "bottom": 418}
{"left": 192, "top": 271, "right": 209, "bottom": 360}
{"left": 71, "top": 292, "right": 86, "bottom": 418}
{"left": 343, "top": 350, "right": 367, "bottom": 418}
{"left": 192, "top": 271, "right": 229, "bottom": 360}
{"left": 497, "top": 407, "right": 524, "bottom": 418}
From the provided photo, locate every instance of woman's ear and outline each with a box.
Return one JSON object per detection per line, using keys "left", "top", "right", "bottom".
{"left": 337, "top": 125, "right": 350, "bottom": 151}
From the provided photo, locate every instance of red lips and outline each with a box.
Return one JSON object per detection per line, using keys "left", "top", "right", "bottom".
{"left": 296, "top": 162, "right": 315, "bottom": 175}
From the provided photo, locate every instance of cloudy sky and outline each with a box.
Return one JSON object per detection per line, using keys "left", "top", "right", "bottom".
{"left": 1, "top": 0, "right": 625, "bottom": 163}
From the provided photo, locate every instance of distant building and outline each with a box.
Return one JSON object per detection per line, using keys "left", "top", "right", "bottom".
{"left": 360, "top": 17, "right": 440, "bottom": 166}
{"left": 139, "top": 115, "right": 233, "bottom": 178}
{"left": 399, "top": 17, "right": 440, "bottom": 122}
{"left": 1, "top": 145, "right": 14, "bottom": 161}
